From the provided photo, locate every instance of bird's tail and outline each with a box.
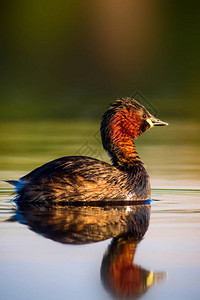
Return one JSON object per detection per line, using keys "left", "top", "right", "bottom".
{"left": 6, "top": 180, "right": 25, "bottom": 193}
{"left": 6, "top": 180, "right": 18, "bottom": 186}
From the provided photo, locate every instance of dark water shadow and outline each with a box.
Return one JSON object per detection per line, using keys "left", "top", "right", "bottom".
{"left": 13, "top": 201, "right": 166, "bottom": 299}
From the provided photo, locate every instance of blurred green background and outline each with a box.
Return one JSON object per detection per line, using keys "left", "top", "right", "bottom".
{"left": 1, "top": 0, "right": 199, "bottom": 121}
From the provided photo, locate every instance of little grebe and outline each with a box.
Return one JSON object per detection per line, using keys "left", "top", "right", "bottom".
{"left": 9, "top": 98, "right": 168, "bottom": 204}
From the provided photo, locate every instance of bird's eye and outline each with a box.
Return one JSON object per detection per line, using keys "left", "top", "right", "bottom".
{"left": 142, "top": 113, "right": 146, "bottom": 119}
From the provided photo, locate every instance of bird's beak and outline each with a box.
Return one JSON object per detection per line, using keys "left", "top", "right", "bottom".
{"left": 146, "top": 116, "right": 168, "bottom": 127}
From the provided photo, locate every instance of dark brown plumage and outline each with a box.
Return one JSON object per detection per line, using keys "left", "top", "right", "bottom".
{"left": 8, "top": 97, "right": 168, "bottom": 205}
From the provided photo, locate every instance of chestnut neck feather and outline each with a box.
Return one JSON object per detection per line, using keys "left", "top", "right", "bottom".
{"left": 109, "top": 108, "right": 143, "bottom": 169}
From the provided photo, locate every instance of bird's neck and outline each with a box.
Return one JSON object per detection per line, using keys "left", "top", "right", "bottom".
{"left": 101, "top": 108, "right": 151, "bottom": 199}
{"left": 105, "top": 108, "right": 143, "bottom": 169}
{"left": 110, "top": 137, "right": 143, "bottom": 169}
{"left": 109, "top": 138, "right": 150, "bottom": 199}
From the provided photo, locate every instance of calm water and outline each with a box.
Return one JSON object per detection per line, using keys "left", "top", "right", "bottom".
{"left": 0, "top": 120, "right": 200, "bottom": 300}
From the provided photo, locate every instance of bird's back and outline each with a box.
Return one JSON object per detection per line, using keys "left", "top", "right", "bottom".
{"left": 14, "top": 156, "right": 150, "bottom": 205}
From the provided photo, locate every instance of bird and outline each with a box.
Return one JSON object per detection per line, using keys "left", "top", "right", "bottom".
{"left": 8, "top": 97, "right": 168, "bottom": 205}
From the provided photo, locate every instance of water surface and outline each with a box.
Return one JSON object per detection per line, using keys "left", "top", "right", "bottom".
{"left": 0, "top": 120, "right": 200, "bottom": 300}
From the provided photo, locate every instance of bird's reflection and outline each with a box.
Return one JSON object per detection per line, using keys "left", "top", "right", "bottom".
{"left": 101, "top": 234, "right": 165, "bottom": 298}
{"left": 16, "top": 203, "right": 150, "bottom": 244}
{"left": 15, "top": 201, "right": 166, "bottom": 298}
